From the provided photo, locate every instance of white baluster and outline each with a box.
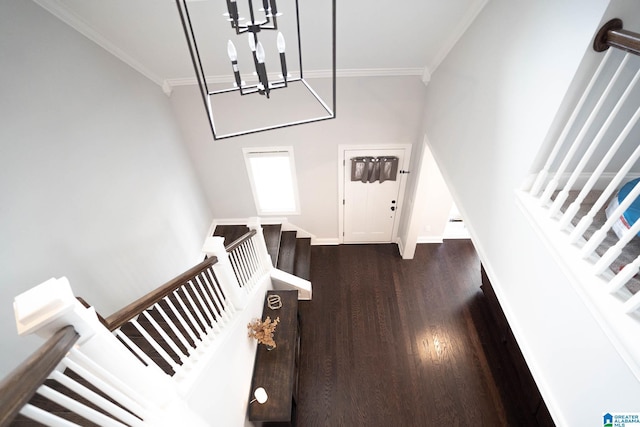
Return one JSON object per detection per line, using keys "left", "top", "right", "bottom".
{"left": 173, "top": 289, "right": 206, "bottom": 340}
{"left": 63, "top": 351, "right": 151, "bottom": 419}
{"left": 541, "top": 53, "right": 631, "bottom": 207}
{"left": 580, "top": 172, "right": 640, "bottom": 259}
{"left": 165, "top": 295, "right": 200, "bottom": 345}
{"left": 130, "top": 318, "right": 180, "bottom": 373}
{"left": 13, "top": 277, "right": 204, "bottom": 423}
{"left": 204, "top": 268, "right": 235, "bottom": 321}
{"left": 248, "top": 216, "right": 274, "bottom": 269}
{"left": 194, "top": 274, "right": 222, "bottom": 331}
{"left": 20, "top": 404, "right": 79, "bottom": 427}
{"left": 623, "top": 289, "right": 640, "bottom": 314}
{"left": 203, "top": 235, "right": 248, "bottom": 310}
{"left": 142, "top": 309, "right": 189, "bottom": 365}
{"left": 37, "top": 384, "right": 128, "bottom": 427}
{"left": 556, "top": 66, "right": 640, "bottom": 226}
{"left": 594, "top": 219, "right": 640, "bottom": 275}
{"left": 155, "top": 302, "right": 196, "bottom": 354}
{"left": 50, "top": 369, "right": 145, "bottom": 427}
{"left": 530, "top": 49, "right": 614, "bottom": 196}
{"left": 185, "top": 280, "right": 213, "bottom": 334}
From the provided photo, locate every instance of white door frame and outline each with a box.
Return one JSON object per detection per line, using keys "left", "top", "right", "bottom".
{"left": 338, "top": 144, "right": 412, "bottom": 244}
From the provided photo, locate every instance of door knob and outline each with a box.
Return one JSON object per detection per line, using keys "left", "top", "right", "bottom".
{"left": 390, "top": 206, "right": 395, "bottom": 211}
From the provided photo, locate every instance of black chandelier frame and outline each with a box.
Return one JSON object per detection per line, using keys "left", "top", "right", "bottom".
{"left": 176, "top": 0, "right": 336, "bottom": 140}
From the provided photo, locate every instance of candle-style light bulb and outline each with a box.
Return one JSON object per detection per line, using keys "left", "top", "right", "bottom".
{"left": 248, "top": 33, "right": 256, "bottom": 52}
{"left": 227, "top": 40, "right": 237, "bottom": 61}
{"left": 256, "top": 42, "right": 265, "bottom": 63}
{"left": 277, "top": 32, "right": 285, "bottom": 53}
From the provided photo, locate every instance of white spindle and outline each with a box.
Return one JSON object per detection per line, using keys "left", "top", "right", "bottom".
{"left": 577, "top": 151, "right": 640, "bottom": 249}
{"left": 204, "top": 268, "right": 235, "bottom": 321}
{"left": 540, "top": 53, "right": 631, "bottom": 206}
{"left": 237, "top": 245, "right": 252, "bottom": 286}
{"left": 530, "top": 49, "right": 614, "bottom": 196}
{"left": 37, "top": 384, "right": 128, "bottom": 427}
{"left": 188, "top": 280, "right": 215, "bottom": 331}
{"left": 623, "top": 288, "right": 640, "bottom": 314}
{"left": 165, "top": 295, "right": 200, "bottom": 345}
{"left": 174, "top": 289, "right": 207, "bottom": 340}
{"left": 155, "top": 302, "right": 196, "bottom": 356}
{"left": 248, "top": 217, "right": 274, "bottom": 268}
{"left": 20, "top": 404, "right": 80, "bottom": 427}
{"left": 143, "top": 309, "right": 189, "bottom": 365}
{"left": 554, "top": 65, "right": 640, "bottom": 222}
{"left": 130, "top": 318, "right": 180, "bottom": 372}
{"left": 50, "top": 370, "right": 146, "bottom": 427}
{"left": 594, "top": 219, "right": 640, "bottom": 275}
{"left": 203, "top": 235, "right": 248, "bottom": 310}
{"left": 181, "top": 283, "right": 211, "bottom": 335}
{"left": 194, "top": 274, "right": 222, "bottom": 332}
{"left": 63, "top": 351, "right": 150, "bottom": 420}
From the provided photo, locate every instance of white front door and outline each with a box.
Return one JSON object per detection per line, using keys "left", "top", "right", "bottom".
{"left": 342, "top": 148, "right": 408, "bottom": 243}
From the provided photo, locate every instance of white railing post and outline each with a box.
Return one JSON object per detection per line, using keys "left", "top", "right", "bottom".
{"left": 202, "top": 236, "right": 248, "bottom": 310}
{"left": 247, "top": 216, "right": 274, "bottom": 270}
{"left": 13, "top": 277, "right": 208, "bottom": 427}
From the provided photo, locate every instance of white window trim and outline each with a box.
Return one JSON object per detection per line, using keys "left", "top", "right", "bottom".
{"left": 242, "top": 146, "right": 301, "bottom": 216}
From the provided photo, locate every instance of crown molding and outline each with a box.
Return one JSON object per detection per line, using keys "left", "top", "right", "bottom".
{"left": 427, "top": 0, "right": 489, "bottom": 75}
{"left": 33, "top": 0, "right": 165, "bottom": 87}
{"left": 164, "top": 67, "right": 426, "bottom": 92}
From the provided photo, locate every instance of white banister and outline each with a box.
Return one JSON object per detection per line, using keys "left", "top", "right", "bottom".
{"left": 202, "top": 236, "right": 248, "bottom": 310}
{"left": 50, "top": 369, "right": 145, "bottom": 427}
{"left": 540, "top": 52, "right": 630, "bottom": 207}
{"left": 155, "top": 302, "right": 198, "bottom": 356}
{"left": 13, "top": 277, "right": 209, "bottom": 427}
{"left": 248, "top": 216, "right": 274, "bottom": 269}
{"left": 530, "top": 49, "right": 614, "bottom": 196}
{"left": 38, "top": 384, "right": 128, "bottom": 426}
{"left": 517, "top": 29, "right": 640, "bottom": 383}
{"left": 555, "top": 65, "right": 640, "bottom": 224}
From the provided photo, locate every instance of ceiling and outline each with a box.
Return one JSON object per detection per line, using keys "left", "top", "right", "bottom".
{"left": 33, "top": 0, "right": 488, "bottom": 94}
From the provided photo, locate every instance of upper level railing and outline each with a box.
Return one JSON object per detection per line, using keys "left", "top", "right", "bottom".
{"left": 518, "top": 19, "right": 640, "bottom": 380}
{"left": 0, "top": 219, "right": 275, "bottom": 426}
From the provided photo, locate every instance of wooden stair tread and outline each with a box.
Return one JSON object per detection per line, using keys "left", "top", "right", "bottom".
{"left": 276, "top": 231, "right": 297, "bottom": 275}
{"left": 213, "top": 225, "right": 249, "bottom": 246}
{"left": 262, "top": 224, "right": 282, "bottom": 266}
{"left": 294, "top": 238, "right": 311, "bottom": 281}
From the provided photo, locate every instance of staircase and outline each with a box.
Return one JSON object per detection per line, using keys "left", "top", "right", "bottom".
{"left": 213, "top": 223, "right": 311, "bottom": 280}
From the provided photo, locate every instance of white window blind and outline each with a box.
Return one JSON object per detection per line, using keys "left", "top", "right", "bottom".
{"left": 243, "top": 147, "right": 300, "bottom": 215}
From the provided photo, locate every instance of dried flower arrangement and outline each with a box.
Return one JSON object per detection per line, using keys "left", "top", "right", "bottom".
{"left": 247, "top": 316, "right": 280, "bottom": 349}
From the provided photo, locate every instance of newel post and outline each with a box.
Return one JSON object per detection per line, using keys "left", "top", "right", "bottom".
{"left": 247, "top": 216, "right": 274, "bottom": 269}
{"left": 202, "top": 235, "right": 248, "bottom": 310}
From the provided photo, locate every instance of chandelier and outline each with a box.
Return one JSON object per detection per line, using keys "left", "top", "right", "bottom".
{"left": 175, "top": 0, "right": 336, "bottom": 140}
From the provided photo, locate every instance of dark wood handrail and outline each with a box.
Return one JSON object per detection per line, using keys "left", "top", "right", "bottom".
{"left": 594, "top": 18, "right": 640, "bottom": 56}
{"left": 225, "top": 229, "right": 257, "bottom": 253}
{"left": 0, "top": 325, "right": 79, "bottom": 426}
{"left": 105, "top": 255, "right": 218, "bottom": 331}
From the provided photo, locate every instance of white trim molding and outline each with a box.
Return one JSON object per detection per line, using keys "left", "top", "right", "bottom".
{"left": 33, "top": 0, "right": 164, "bottom": 88}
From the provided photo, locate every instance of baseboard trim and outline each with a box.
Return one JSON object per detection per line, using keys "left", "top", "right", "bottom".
{"left": 417, "top": 236, "right": 444, "bottom": 244}
{"left": 311, "top": 238, "right": 340, "bottom": 246}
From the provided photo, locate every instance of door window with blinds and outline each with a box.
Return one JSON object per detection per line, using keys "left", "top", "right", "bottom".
{"left": 243, "top": 147, "right": 301, "bottom": 215}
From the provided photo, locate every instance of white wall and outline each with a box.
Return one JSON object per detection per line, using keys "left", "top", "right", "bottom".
{"left": 169, "top": 76, "right": 427, "bottom": 240}
{"left": 0, "top": 1, "right": 211, "bottom": 378}
{"left": 423, "top": 0, "right": 640, "bottom": 425}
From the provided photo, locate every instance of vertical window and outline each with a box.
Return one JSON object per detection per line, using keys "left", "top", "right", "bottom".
{"left": 243, "top": 147, "right": 300, "bottom": 215}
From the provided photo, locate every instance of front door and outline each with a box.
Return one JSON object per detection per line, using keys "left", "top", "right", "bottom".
{"left": 342, "top": 148, "right": 407, "bottom": 243}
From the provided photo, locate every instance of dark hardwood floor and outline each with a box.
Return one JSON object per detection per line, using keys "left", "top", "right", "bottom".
{"left": 296, "top": 241, "right": 522, "bottom": 426}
